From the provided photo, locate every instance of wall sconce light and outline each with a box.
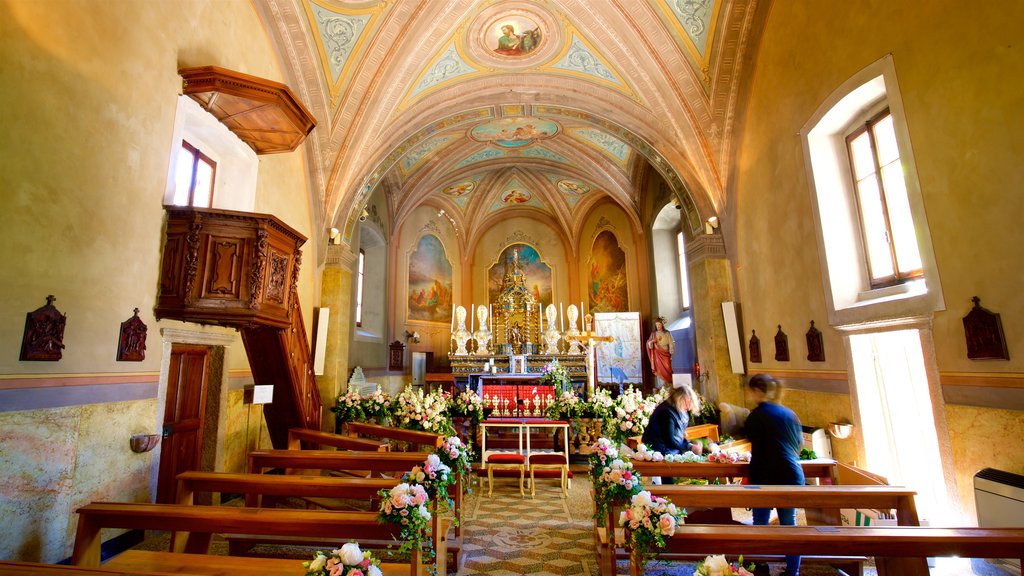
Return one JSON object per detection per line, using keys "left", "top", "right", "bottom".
{"left": 328, "top": 227, "right": 340, "bottom": 245}
{"left": 672, "top": 197, "right": 682, "bottom": 210}
{"left": 404, "top": 330, "right": 421, "bottom": 344}
{"left": 704, "top": 215, "right": 720, "bottom": 234}
{"left": 359, "top": 208, "right": 369, "bottom": 222}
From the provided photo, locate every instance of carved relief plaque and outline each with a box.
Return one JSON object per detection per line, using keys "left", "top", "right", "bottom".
{"left": 117, "top": 308, "right": 148, "bottom": 362}
{"left": 748, "top": 330, "right": 762, "bottom": 363}
{"left": 774, "top": 325, "right": 789, "bottom": 362}
{"left": 20, "top": 295, "right": 66, "bottom": 361}
{"left": 963, "top": 296, "right": 1009, "bottom": 360}
{"left": 267, "top": 251, "right": 289, "bottom": 304}
{"left": 806, "top": 320, "right": 825, "bottom": 362}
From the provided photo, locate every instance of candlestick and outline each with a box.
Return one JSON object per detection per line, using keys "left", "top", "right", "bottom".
{"left": 489, "top": 304, "right": 493, "bottom": 332}
{"left": 470, "top": 302, "right": 474, "bottom": 333}
{"left": 539, "top": 303, "right": 543, "bottom": 332}
{"left": 580, "top": 300, "right": 584, "bottom": 324}
{"left": 560, "top": 302, "right": 564, "bottom": 332}
{"left": 451, "top": 305, "right": 456, "bottom": 333}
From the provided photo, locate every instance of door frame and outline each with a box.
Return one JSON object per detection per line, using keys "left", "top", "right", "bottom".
{"left": 150, "top": 328, "right": 235, "bottom": 502}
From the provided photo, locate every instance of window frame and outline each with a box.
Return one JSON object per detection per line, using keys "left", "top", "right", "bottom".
{"left": 177, "top": 140, "right": 217, "bottom": 208}
{"left": 355, "top": 249, "right": 365, "bottom": 327}
{"left": 845, "top": 108, "right": 923, "bottom": 289}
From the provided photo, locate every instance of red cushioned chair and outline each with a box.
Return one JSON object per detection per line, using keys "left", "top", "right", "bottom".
{"left": 486, "top": 452, "right": 525, "bottom": 498}
{"left": 528, "top": 452, "right": 569, "bottom": 498}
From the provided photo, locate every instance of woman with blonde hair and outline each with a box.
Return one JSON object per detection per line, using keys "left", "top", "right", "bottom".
{"left": 641, "top": 382, "right": 701, "bottom": 457}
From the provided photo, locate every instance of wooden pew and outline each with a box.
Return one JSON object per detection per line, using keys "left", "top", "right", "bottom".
{"left": 176, "top": 470, "right": 395, "bottom": 508}
{"left": 287, "top": 427, "right": 389, "bottom": 452}
{"left": 247, "top": 449, "right": 462, "bottom": 572}
{"left": 595, "top": 460, "right": 839, "bottom": 576}
{"left": 344, "top": 423, "right": 445, "bottom": 451}
{"left": 629, "top": 525, "right": 1024, "bottom": 576}
{"left": 71, "top": 502, "right": 424, "bottom": 576}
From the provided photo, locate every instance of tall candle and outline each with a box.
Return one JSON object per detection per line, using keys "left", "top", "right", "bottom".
{"left": 451, "top": 305, "right": 456, "bottom": 332}
{"left": 580, "top": 301, "right": 584, "bottom": 328}
{"left": 560, "top": 302, "right": 564, "bottom": 332}
{"left": 470, "top": 303, "right": 474, "bottom": 333}
{"left": 539, "top": 303, "right": 543, "bottom": 332}
{"left": 489, "top": 304, "right": 493, "bottom": 332}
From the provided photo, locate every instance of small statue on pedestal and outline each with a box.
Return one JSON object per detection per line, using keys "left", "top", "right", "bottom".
{"left": 452, "top": 306, "right": 472, "bottom": 355}
{"left": 563, "top": 304, "right": 585, "bottom": 354}
{"left": 473, "top": 304, "right": 492, "bottom": 355}
{"left": 543, "top": 303, "right": 562, "bottom": 354}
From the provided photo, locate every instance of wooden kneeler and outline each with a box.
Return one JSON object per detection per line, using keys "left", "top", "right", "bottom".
{"left": 486, "top": 453, "right": 525, "bottom": 498}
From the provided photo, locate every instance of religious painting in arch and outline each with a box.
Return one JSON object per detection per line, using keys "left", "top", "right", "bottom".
{"left": 488, "top": 16, "right": 542, "bottom": 57}
{"left": 487, "top": 243, "right": 553, "bottom": 307}
{"left": 407, "top": 234, "right": 453, "bottom": 323}
{"left": 588, "top": 230, "right": 629, "bottom": 313}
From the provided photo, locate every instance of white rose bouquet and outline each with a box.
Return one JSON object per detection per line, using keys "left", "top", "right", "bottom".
{"left": 303, "top": 542, "right": 383, "bottom": 576}
{"left": 695, "top": 554, "right": 755, "bottom": 576}
{"left": 604, "top": 386, "right": 658, "bottom": 444}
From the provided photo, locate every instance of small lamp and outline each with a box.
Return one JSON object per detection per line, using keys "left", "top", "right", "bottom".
{"left": 404, "top": 330, "right": 420, "bottom": 344}
{"left": 704, "top": 216, "right": 720, "bottom": 235}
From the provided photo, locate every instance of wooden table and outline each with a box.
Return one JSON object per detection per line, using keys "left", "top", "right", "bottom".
{"left": 480, "top": 418, "right": 570, "bottom": 468}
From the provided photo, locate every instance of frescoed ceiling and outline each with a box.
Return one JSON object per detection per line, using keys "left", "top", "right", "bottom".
{"left": 256, "top": 0, "right": 769, "bottom": 249}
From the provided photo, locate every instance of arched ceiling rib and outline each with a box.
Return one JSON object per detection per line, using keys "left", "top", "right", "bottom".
{"left": 256, "top": 0, "right": 769, "bottom": 248}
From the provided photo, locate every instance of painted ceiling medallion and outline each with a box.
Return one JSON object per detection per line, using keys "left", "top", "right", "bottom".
{"left": 468, "top": 3, "right": 560, "bottom": 67}
{"left": 470, "top": 118, "right": 559, "bottom": 148}
{"left": 557, "top": 179, "right": 590, "bottom": 195}
{"left": 502, "top": 188, "right": 532, "bottom": 204}
{"left": 442, "top": 181, "right": 475, "bottom": 197}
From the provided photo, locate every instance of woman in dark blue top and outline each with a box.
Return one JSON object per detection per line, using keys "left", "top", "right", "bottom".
{"left": 641, "top": 383, "right": 700, "bottom": 455}
{"left": 744, "top": 374, "right": 804, "bottom": 576}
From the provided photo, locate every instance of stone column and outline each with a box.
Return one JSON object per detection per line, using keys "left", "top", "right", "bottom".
{"left": 686, "top": 234, "right": 743, "bottom": 406}
{"left": 316, "top": 244, "right": 358, "bottom": 430}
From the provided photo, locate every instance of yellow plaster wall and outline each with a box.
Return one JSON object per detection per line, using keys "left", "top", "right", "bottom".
{"left": 0, "top": 0, "right": 314, "bottom": 561}
{"left": 394, "top": 206, "right": 463, "bottom": 357}
{"left": 736, "top": 0, "right": 1024, "bottom": 518}
{"left": 578, "top": 204, "right": 640, "bottom": 315}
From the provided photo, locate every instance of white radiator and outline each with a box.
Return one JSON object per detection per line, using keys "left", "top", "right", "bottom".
{"left": 974, "top": 467, "right": 1024, "bottom": 570}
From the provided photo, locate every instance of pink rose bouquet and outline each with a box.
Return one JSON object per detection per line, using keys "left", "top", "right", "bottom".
{"left": 377, "top": 482, "right": 433, "bottom": 558}
{"left": 618, "top": 490, "right": 686, "bottom": 566}
{"left": 303, "top": 542, "right": 383, "bottom": 576}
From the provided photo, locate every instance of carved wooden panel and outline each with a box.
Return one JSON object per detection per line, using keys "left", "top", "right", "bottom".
{"left": 748, "top": 330, "right": 762, "bottom": 363}
{"left": 774, "top": 325, "right": 789, "bottom": 362}
{"left": 266, "top": 251, "right": 289, "bottom": 304}
{"left": 205, "top": 237, "right": 244, "bottom": 297}
{"left": 117, "top": 308, "right": 148, "bottom": 362}
{"left": 20, "top": 295, "right": 66, "bottom": 361}
{"left": 160, "top": 236, "right": 185, "bottom": 296}
{"left": 389, "top": 341, "right": 405, "bottom": 371}
{"left": 963, "top": 296, "right": 1009, "bottom": 360}
{"left": 806, "top": 320, "right": 825, "bottom": 362}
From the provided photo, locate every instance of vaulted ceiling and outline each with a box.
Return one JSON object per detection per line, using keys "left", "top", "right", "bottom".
{"left": 254, "top": 0, "right": 768, "bottom": 249}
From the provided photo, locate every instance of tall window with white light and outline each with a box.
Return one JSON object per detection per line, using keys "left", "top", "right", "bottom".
{"left": 846, "top": 109, "right": 922, "bottom": 288}
{"left": 355, "top": 250, "right": 365, "bottom": 327}
{"left": 676, "top": 232, "right": 691, "bottom": 309}
{"left": 173, "top": 140, "right": 215, "bottom": 207}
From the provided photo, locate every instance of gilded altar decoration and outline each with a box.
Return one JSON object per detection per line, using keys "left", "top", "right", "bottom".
{"left": 20, "top": 295, "right": 67, "bottom": 361}
{"left": 963, "top": 296, "right": 1009, "bottom": 360}
{"left": 117, "top": 308, "right": 148, "bottom": 362}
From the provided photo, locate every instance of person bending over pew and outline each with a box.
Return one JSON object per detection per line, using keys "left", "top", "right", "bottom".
{"left": 744, "top": 374, "right": 804, "bottom": 576}
{"left": 641, "top": 382, "right": 701, "bottom": 484}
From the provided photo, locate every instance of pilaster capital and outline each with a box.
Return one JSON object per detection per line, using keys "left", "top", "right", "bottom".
{"left": 685, "top": 233, "right": 728, "bottom": 264}
{"left": 326, "top": 244, "right": 359, "bottom": 269}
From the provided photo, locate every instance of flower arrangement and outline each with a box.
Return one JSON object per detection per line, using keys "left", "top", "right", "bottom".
{"left": 446, "top": 388, "right": 484, "bottom": 425}
{"left": 618, "top": 490, "right": 686, "bottom": 566}
{"left": 402, "top": 454, "right": 453, "bottom": 509}
{"left": 377, "top": 482, "right": 433, "bottom": 559}
{"left": 706, "top": 450, "right": 750, "bottom": 463}
{"left": 303, "top": 542, "right": 383, "bottom": 576}
{"left": 538, "top": 360, "right": 572, "bottom": 392}
{"left": 694, "top": 554, "right": 755, "bottom": 576}
{"left": 584, "top": 387, "right": 616, "bottom": 420}
{"left": 588, "top": 437, "right": 620, "bottom": 477}
{"left": 394, "top": 386, "right": 454, "bottom": 436}
{"left": 604, "top": 386, "right": 659, "bottom": 444}
{"left": 333, "top": 389, "right": 367, "bottom": 425}
{"left": 544, "top": 387, "right": 583, "bottom": 420}
{"left": 362, "top": 386, "right": 393, "bottom": 423}
{"left": 437, "top": 436, "right": 473, "bottom": 481}
{"left": 593, "top": 455, "right": 643, "bottom": 522}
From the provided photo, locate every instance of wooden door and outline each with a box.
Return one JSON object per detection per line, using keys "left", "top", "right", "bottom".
{"left": 156, "top": 344, "right": 210, "bottom": 503}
